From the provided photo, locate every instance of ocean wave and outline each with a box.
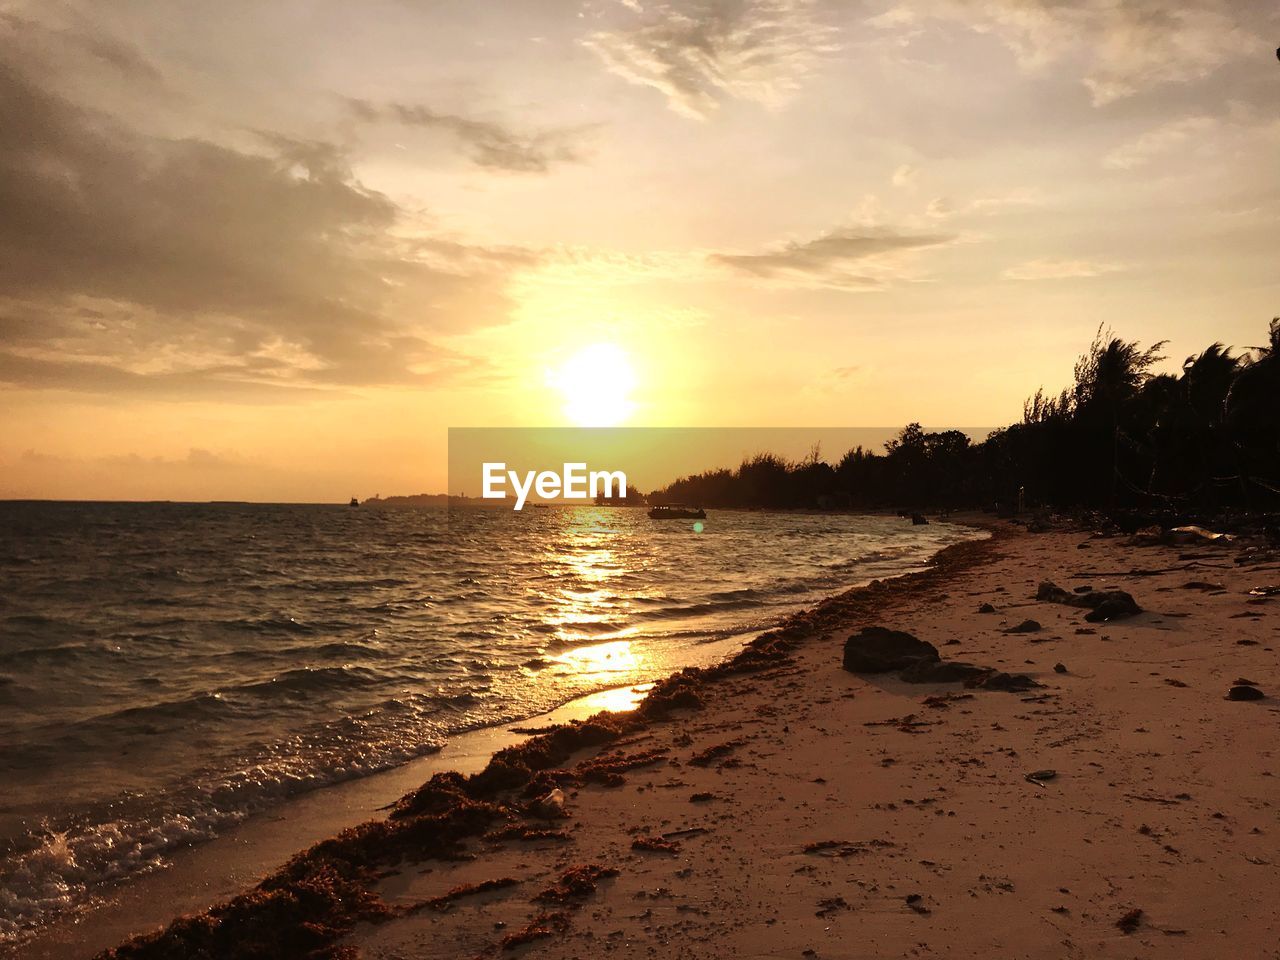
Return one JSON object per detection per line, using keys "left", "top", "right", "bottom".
{"left": 0, "top": 717, "right": 448, "bottom": 945}
{"left": 0, "top": 642, "right": 93, "bottom": 666}
{"left": 0, "top": 501, "right": 984, "bottom": 946}
{"left": 230, "top": 664, "right": 388, "bottom": 698}
{"left": 631, "top": 597, "right": 766, "bottom": 620}
{"left": 224, "top": 615, "right": 316, "bottom": 634}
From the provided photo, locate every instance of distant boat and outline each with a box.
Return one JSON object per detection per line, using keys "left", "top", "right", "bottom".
{"left": 349, "top": 497, "right": 359, "bottom": 507}
{"left": 648, "top": 505, "right": 706, "bottom": 519}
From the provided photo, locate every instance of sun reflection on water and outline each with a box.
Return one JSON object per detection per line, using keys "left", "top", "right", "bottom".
{"left": 538, "top": 509, "right": 649, "bottom": 677}
{"left": 552, "top": 638, "right": 641, "bottom": 676}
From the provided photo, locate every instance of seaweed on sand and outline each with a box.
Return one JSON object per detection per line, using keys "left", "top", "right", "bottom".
{"left": 418, "top": 877, "right": 520, "bottom": 912}
{"left": 99, "top": 863, "right": 391, "bottom": 960}
{"left": 500, "top": 912, "right": 570, "bottom": 950}
{"left": 532, "top": 864, "right": 620, "bottom": 904}
{"left": 631, "top": 835, "right": 681, "bottom": 854}
{"left": 689, "top": 740, "right": 743, "bottom": 767}
{"left": 483, "top": 824, "right": 571, "bottom": 843}
{"left": 576, "top": 747, "right": 669, "bottom": 786}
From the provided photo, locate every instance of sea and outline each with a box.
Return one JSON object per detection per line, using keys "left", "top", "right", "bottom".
{"left": 0, "top": 501, "right": 981, "bottom": 944}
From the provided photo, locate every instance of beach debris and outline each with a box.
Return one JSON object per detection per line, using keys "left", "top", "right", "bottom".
{"left": 1116, "top": 908, "right": 1144, "bottom": 934}
{"left": 1024, "top": 769, "right": 1057, "bottom": 786}
{"left": 1250, "top": 585, "right": 1280, "bottom": 596}
{"left": 1182, "top": 580, "right": 1226, "bottom": 591}
{"left": 1053, "top": 662, "right": 1068, "bottom": 674}
{"left": 803, "top": 838, "right": 894, "bottom": 858}
{"left": 816, "top": 896, "right": 850, "bottom": 917}
{"left": 1125, "top": 792, "right": 1189, "bottom": 805}
{"left": 922, "top": 692, "right": 974, "bottom": 709}
{"left": 1164, "top": 678, "right": 1189, "bottom": 688}
{"left": 1169, "top": 525, "right": 1234, "bottom": 544}
{"left": 978, "top": 602, "right": 997, "bottom": 613}
{"left": 1006, "top": 619, "right": 1042, "bottom": 634}
{"left": 421, "top": 877, "right": 520, "bottom": 912}
{"left": 689, "top": 792, "right": 717, "bottom": 803}
{"left": 501, "top": 912, "right": 570, "bottom": 950}
{"left": 1036, "top": 580, "right": 1142, "bottom": 621}
{"left": 690, "top": 739, "right": 743, "bottom": 766}
{"left": 1237, "top": 638, "right": 1259, "bottom": 646}
{"left": 1227, "top": 684, "right": 1265, "bottom": 701}
{"left": 842, "top": 627, "right": 940, "bottom": 673}
{"left": 632, "top": 835, "right": 681, "bottom": 854}
{"left": 534, "top": 864, "right": 619, "bottom": 904}
{"left": 865, "top": 714, "right": 940, "bottom": 730}
{"left": 1073, "top": 584, "right": 1093, "bottom": 593}
{"left": 484, "top": 825, "right": 571, "bottom": 843}
{"left": 905, "top": 893, "right": 931, "bottom": 915}
{"left": 531, "top": 787, "right": 567, "bottom": 819}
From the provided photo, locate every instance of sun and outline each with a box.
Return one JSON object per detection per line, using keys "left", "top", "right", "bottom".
{"left": 549, "top": 343, "right": 637, "bottom": 427}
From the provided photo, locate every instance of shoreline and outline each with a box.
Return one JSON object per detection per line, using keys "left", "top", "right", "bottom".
{"left": 72, "top": 527, "right": 998, "bottom": 960}
{"left": 12, "top": 521, "right": 981, "bottom": 960}
{"left": 15, "top": 642, "right": 751, "bottom": 960}
{"left": 32, "top": 515, "right": 1280, "bottom": 958}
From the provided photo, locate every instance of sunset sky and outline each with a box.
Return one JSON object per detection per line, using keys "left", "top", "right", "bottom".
{"left": 2, "top": 0, "right": 1277, "bottom": 500}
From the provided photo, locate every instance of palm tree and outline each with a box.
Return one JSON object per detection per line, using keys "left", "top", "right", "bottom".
{"left": 1071, "top": 327, "right": 1166, "bottom": 504}
{"left": 1225, "top": 319, "right": 1280, "bottom": 504}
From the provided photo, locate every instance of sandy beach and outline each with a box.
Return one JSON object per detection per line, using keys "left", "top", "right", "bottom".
{"left": 88, "top": 518, "right": 1280, "bottom": 960}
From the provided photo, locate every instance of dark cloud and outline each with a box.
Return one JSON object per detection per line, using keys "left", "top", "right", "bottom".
{"left": 0, "top": 11, "right": 163, "bottom": 84}
{"left": 0, "top": 54, "right": 531, "bottom": 396}
{"left": 348, "top": 98, "right": 588, "bottom": 173}
{"left": 710, "top": 226, "right": 954, "bottom": 289}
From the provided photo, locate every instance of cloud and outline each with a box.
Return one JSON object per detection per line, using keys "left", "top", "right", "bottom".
{"left": 925, "top": 188, "right": 1047, "bottom": 219}
{"left": 583, "top": 0, "right": 837, "bottom": 119}
{"left": 1102, "top": 115, "right": 1216, "bottom": 169}
{"left": 869, "top": 0, "right": 1258, "bottom": 106}
{"left": 1, "top": 10, "right": 162, "bottom": 84}
{"left": 891, "top": 164, "right": 919, "bottom": 188}
{"left": 710, "top": 224, "right": 954, "bottom": 289}
{"left": 0, "top": 51, "right": 531, "bottom": 396}
{"left": 347, "top": 98, "right": 589, "bottom": 173}
{"left": 1003, "top": 258, "right": 1124, "bottom": 280}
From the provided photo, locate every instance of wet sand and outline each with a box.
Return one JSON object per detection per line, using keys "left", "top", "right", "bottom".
{"left": 90, "top": 520, "right": 1280, "bottom": 958}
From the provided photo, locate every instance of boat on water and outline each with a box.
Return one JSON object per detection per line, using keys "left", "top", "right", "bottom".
{"left": 648, "top": 505, "right": 706, "bottom": 520}
{"left": 349, "top": 497, "right": 359, "bottom": 507}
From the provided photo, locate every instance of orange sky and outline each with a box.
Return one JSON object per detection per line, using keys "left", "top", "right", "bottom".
{"left": 1, "top": 1, "right": 1277, "bottom": 500}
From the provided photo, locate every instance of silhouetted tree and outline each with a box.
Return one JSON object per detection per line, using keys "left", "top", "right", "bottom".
{"left": 646, "top": 321, "right": 1279, "bottom": 515}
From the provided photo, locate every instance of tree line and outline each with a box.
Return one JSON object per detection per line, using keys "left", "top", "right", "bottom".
{"left": 648, "top": 320, "right": 1280, "bottom": 514}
